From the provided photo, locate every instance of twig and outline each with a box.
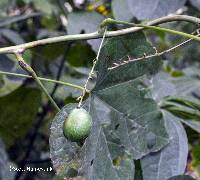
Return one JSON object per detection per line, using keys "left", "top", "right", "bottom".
{"left": 0, "top": 15, "right": 200, "bottom": 54}
{"left": 0, "top": 70, "right": 83, "bottom": 90}
{"left": 100, "top": 18, "right": 200, "bottom": 41}
{"left": 15, "top": 52, "right": 60, "bottom": 111}
{"left": 77, "top": 28, "right": 107, "bottom": 107}
{"left": 108, "top": 28, "right": 200, "bottom": 70}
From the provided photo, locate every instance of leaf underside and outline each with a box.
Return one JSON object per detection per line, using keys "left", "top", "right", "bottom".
{"left": 141, "top": 112, "right": 188, "bottom": 180}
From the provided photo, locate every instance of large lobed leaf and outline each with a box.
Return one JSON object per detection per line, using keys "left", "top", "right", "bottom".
{"left": 152, "top": 70, "right": 200, "bottom": 134}
{"left": 67, "top": 11, "right": 104, "bottom": 52}
{"left": 91, "top": 32, "right": 169, "bottom": 160}
{"left": 50, "top": 32, "right": 170, "bottom": 179}
{"left": 141, "top": 112, "right": 188, "bottom": 180}
{"left": 111, "top": 0, "right": 133, "bottom": 21}
{"left": 79, "top": 98, "right": 135, "bottom": 180}
{"left": 112, "top": 0, "right": 186, "bottom": 20}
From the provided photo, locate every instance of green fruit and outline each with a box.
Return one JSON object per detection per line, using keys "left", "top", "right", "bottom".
{"left": 63, "top": 108, "right": 92, "bottom": 142}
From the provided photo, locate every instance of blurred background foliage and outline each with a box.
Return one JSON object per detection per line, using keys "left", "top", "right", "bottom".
{"left": 0, "top": 0, "right": 200, "bottom": 179}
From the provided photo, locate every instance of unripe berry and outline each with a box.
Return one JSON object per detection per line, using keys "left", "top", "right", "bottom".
{"left": 63, "top": 108, "right": 92, "bottom": 142}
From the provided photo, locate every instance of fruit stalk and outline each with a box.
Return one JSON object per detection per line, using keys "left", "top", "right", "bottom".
{"left": 0, "top": 15, "right": 200, "bottom": 55}
{"left": 100, "top": 18, "right": 200, "bottom": 41}
{"left": 78, "top": 27, "right": 107, "bottom": 107}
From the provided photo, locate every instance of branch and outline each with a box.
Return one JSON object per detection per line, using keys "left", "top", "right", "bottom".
{"left": 15, "top": 53, "right": 60, "bottom": 111}
{"left": 100, "top": 18, "right": 200, "bottom": 41}
{"left": 0, "top": 70, "right": 83, "bottom": 90}
{"left": 0, "top": 15, "right": 200, "bottom": 54}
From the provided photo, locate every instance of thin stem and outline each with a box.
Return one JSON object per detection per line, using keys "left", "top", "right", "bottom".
{"left": 109, "top": 28, "right": 200, "bottom": 69}
{"left": 78, "top": 28, "right": 107, "bottom": 107}
{"left": 0, "top": 70, "right": 83, "bottom": 90}
{"left": 101, "top": 18, "right": 200, "bottom": 41}
{"left": 0, "top": 15, "right": 200, "bottom": 54}
{"left": 15, "top": 53, "right": 60, "bottom": 112}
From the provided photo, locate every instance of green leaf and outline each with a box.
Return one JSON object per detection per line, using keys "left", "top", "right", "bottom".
{"left": 164, "top": 97, "right": 200, "bottom": 111}
{"left": 90, "top": 33, "right": 168, "bottom": 161}
{"left": 152, "top": 72, "right": 200, "bottom": 102}
{"left": 161, "top": 95, "right": 200, "bottom": 123}
{"left": 167, "top": 175, "right": 195, "bottom": 180}
{"left": 41, "top": 15, "right": 59, "bottom": 30}
{"left": 151, "top": 71, "right": 200, "bottom": 133}
{"left": 33, "top": 0, "right": 55, "bottom": 15}
{"left": 80, "top": 99, "right": 135, "bottom": 180}
{"left": 0, "top": 0, "right": 8, "bottom": 8}
{"left": 0, "top": 0, "right": 9, "bottom": 17}
{"left": 67, "top": 11, "right": 104, "bottom": 51}
{"left": 50, "top": 103, "right": 135, "bottom": 179}
{"left": 67, "top": 42, "right": 96, "bottom": 67}
{"left": 127, "top": 0, "right": 186, "bottom": 20}
{"left": 141, "top": 112, "right": 188, "bottom": 180}
{"left": 111, "top": 0, "right": 133, "bottom": 21}
{"left": 49, "top": 104, "right": 80, "bottom": 178}
{"left": 152, "top": 72, "right": 177, "bottom": 101}
{"left": 172, "top": 76, "right": 200, "bottom": 98}
{"left": 191, "top": 145, "right": 200, "bottom": 167}
{"left": 0, "top": 54, "right": 28, "bottom": 97}
{"left": 67, "top": 12, "right": 104, "bottom": 34}
{"left": 50, "top": 32, "right": 169, "bottom": 178}
{"left": 1, "top": 29, "right": 25, "bottom": 45}
{"left": 1, "top": 29, "right": 24, "bottom": 45}
{"left": 0, "top": 76, "right": 22, "bottom": 97}
{"left": 180, "top": 120, "right": 200, "bottom": 133}
{"left": 161, "top": 103, "right": 200, "bottom": 121}
{"left": 42, "top": 43, "right": 66, "bottom": 61}
{"left": 191, "top": 144, "right": 200, "bottom": 178}
{"left": 0, "top": 87, "right": 41, "bottom": 145}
